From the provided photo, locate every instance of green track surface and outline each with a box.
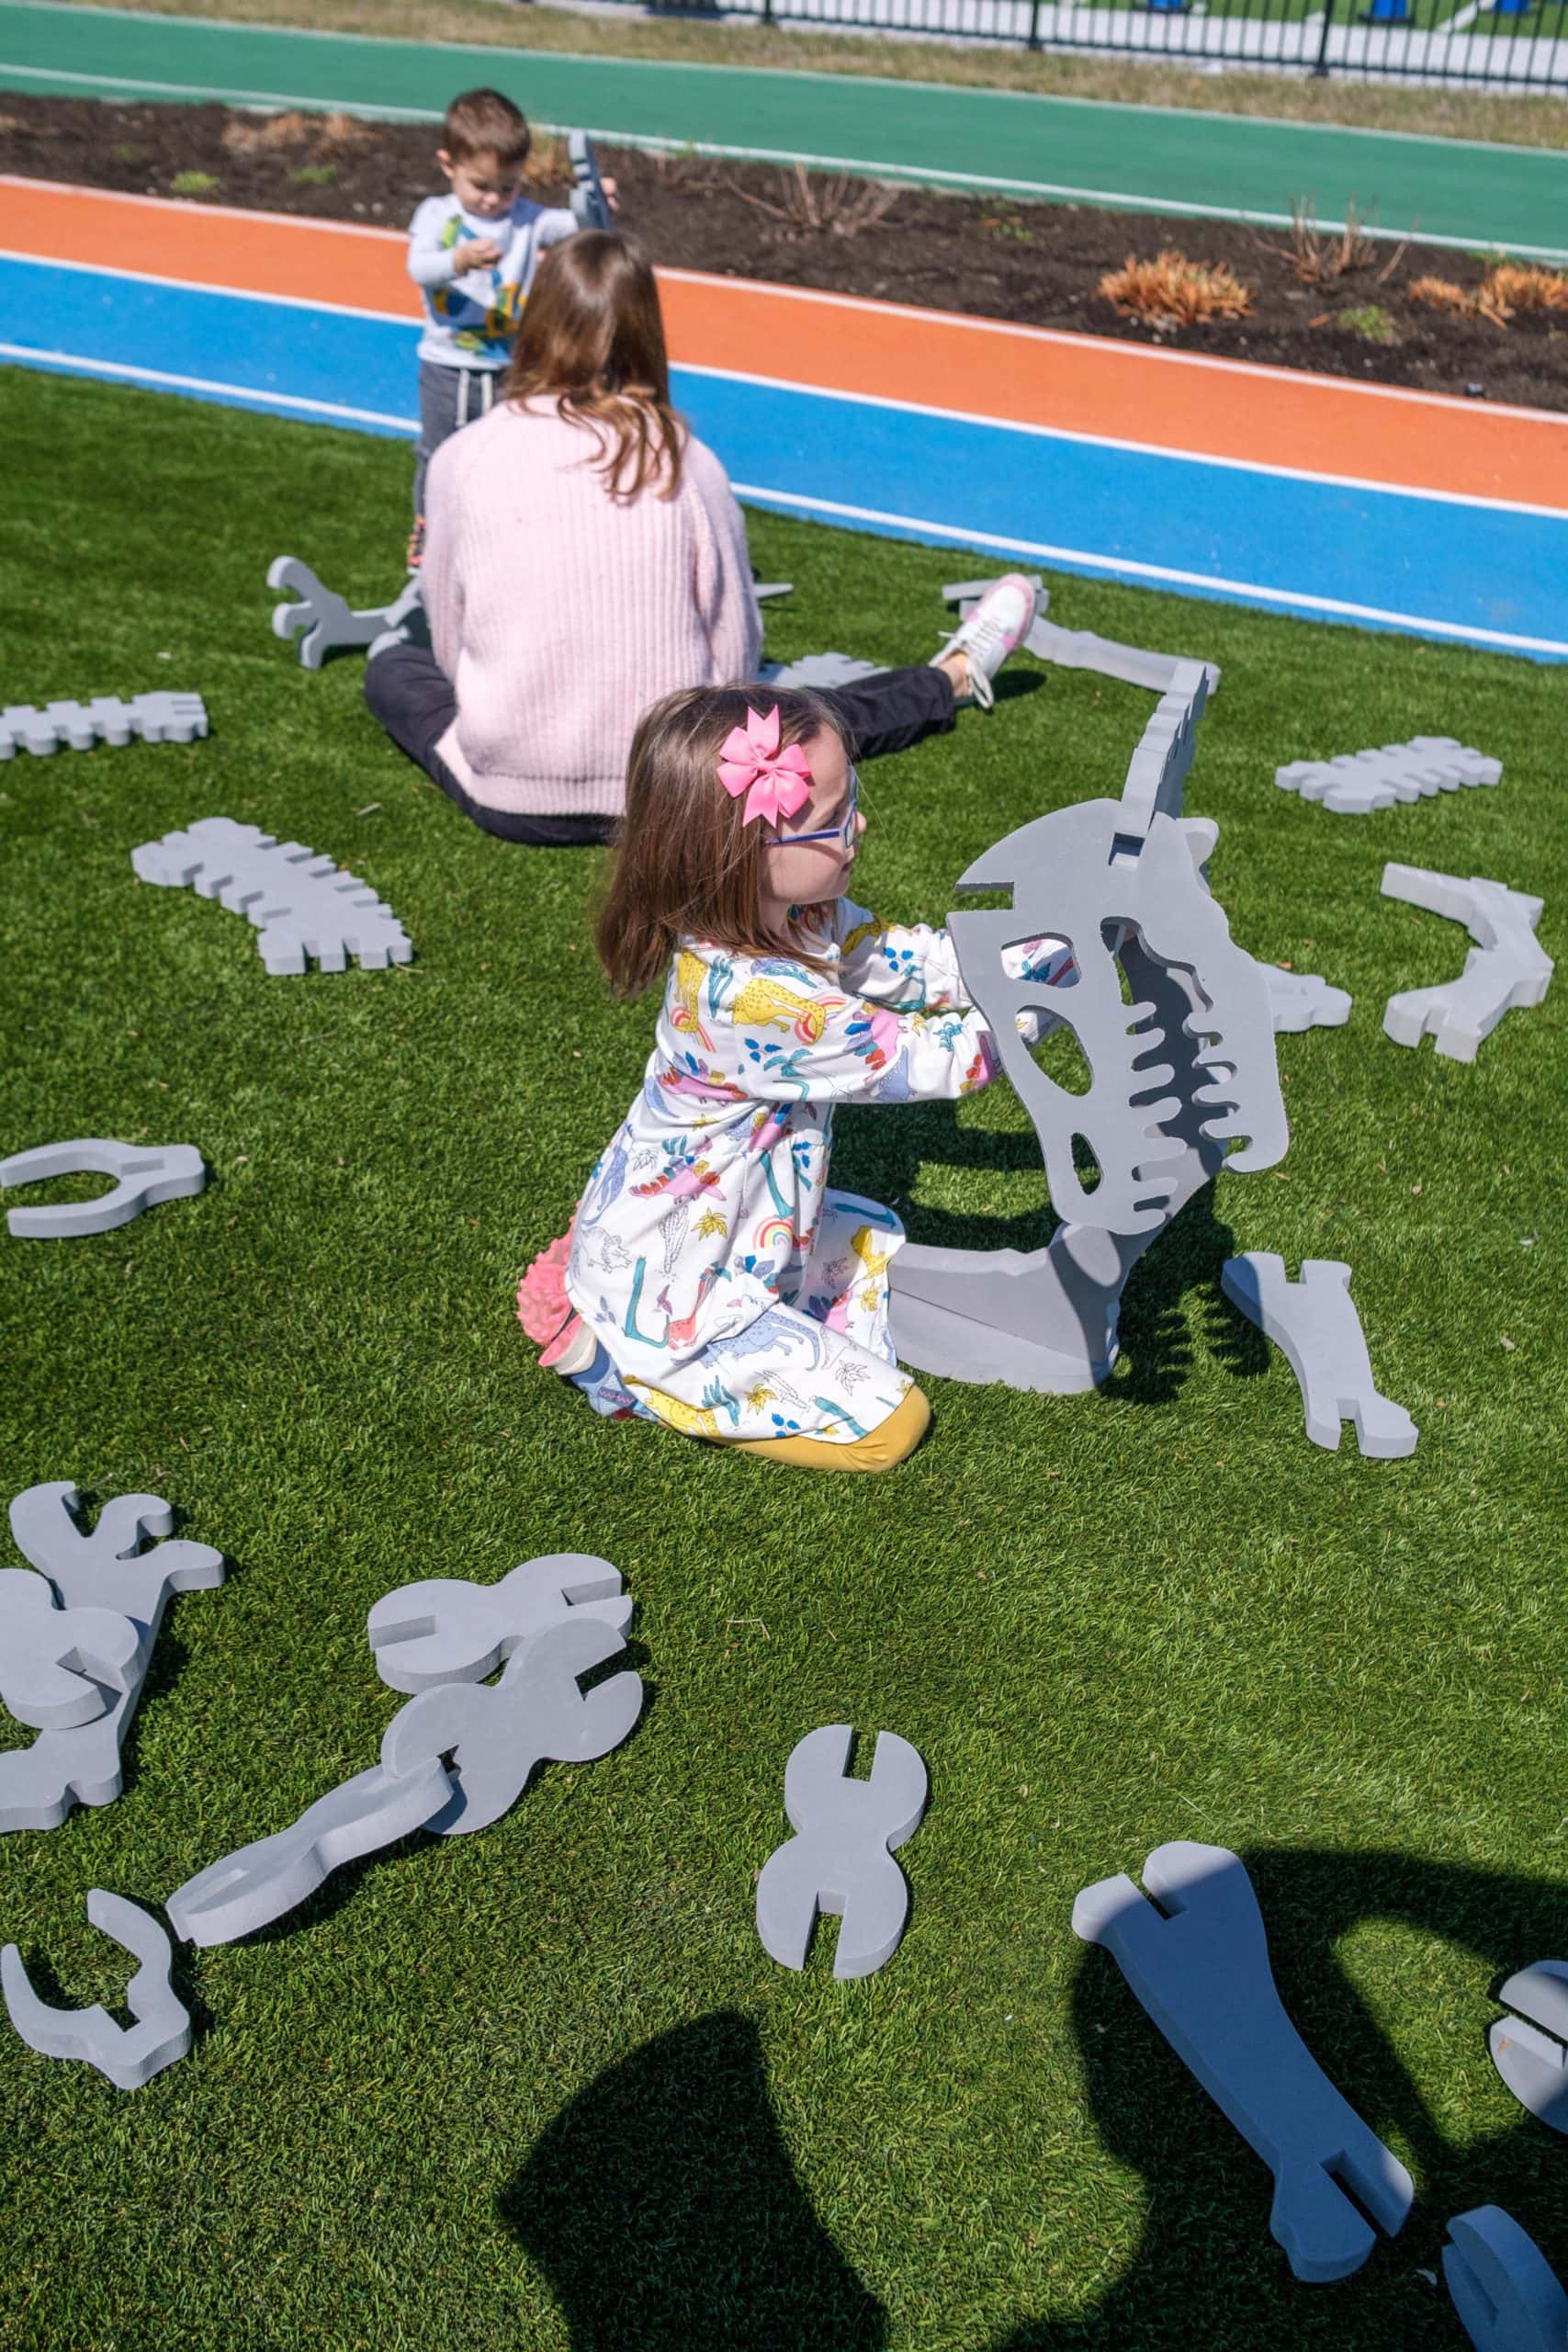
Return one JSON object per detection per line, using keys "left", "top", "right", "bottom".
{"left": 3, "top": 365, "right": 1566, "bottom": 2351}
{"left": 2, "top": 0, "right": 1566, "bottom": 253}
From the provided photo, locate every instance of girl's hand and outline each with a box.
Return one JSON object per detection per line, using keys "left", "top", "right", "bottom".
{"left": 603, "top": 177, "right": 620, "bottom": 212}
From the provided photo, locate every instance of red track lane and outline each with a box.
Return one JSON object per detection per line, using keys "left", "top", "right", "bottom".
{"left": 6, "top": 176, "right": 1566, "bottom": 513}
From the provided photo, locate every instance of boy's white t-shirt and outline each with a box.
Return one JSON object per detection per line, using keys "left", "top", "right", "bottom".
{"left": 408, "top": 192, "right": 578, "bottom": 371}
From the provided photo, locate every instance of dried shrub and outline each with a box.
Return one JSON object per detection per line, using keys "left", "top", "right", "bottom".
{"left": 1280, "top": 196, "right": 1382, "bottom": 287}
{"left": 1100, "top": 250, "right": 1253, "bottom": 328}
{"left": 721, "top": 163, "right": 899, "bottom": 241}
{"left": 221, "top": 108, "right": 373, "bottom": 160}
{"left": 1486, "top": 263, "right": 1568, "bottom": 313}
{"left": 1407, "top": 273, "right": 1472, "bottom": 315}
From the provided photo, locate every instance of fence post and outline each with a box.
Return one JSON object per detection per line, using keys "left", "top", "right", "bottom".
{"left": 1311, "top": 0, "right": 1336, "bottom": 75}
{"left": 1027, "top": 0, "right": 1042, "bottom": 44}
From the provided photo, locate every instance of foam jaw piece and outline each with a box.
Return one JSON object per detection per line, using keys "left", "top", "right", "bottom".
{"left": 132, "top": 816, "right": 413, "bottom": 976}
{"left": 1443, "top": 2207, "right": 1568, "bottom": 2352}
{"left": 1261, "top": 967, "right": 1353, "bottom": 1033}
{"left": 567, "top": 130, "right": 615, "bottom": 230}
{"left": 268, "top": 555, "right": 423, "bottom": 670}
{"left": 1489, "top": 1960, "right": 1568, "bottom": 2135}
{"left": 1381, "top": 862, "right": 1552, "bottom": 1062}
{"left": 1277, "top": 738, "right": 1501, "bottom": 815}
{"left": 2, "top": 1891, "right": 191, "bottom": 2091}
{"left": 367, "top": 1554, "right": 632, "bottom": 1693}
{"left": 0, "top": 693, "right": 208, "bottom": 760}
{"left": 1221, "top": 1254, "right": 1417, "bottom": 1458}
{"left": 755, "top": 1725, "right": 928, "bottom": 1981}
{"left": 0, "top": 1484, "right": 225, "bottom": 1833}
{"left": 1, "top": 1139, "right": 206, "bottom": 1238}
{"left": 942, "top": 578, "right": 1220, "bottom": 696}
{"left": 1073, "top": 1841, "right": 1413, "bottom": 2282}
{"left": 0, "top": 1568, "right": 141, "bottom": 1731}
{"left": 380, "top": 1613, "right": 643, "bottom": 1836}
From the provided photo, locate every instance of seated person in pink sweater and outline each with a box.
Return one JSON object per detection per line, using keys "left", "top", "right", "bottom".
{"left": 365, "top": 231, "right": 1038, "bottom": 849}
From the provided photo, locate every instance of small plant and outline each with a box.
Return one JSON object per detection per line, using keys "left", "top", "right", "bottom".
{"left": 169, "top": 170, "right": 220, "bottom": 198}
{"left": 288, "top": 164, "right": 338, "bottom": 187}
{"left": 111, "top": 142, "right": 152, "bottom": 166}
{"left": 1338, "top": 303, "right": 1398, "bottom": 345}
{"left": 722, "top": 163, "right": 899, "bottom": 241}
{"left": 1280, "top": 196, "right": 1385, "bottom": 287}
{"left": 1100, "top": 250, "right": 1252, "bottom": 328}
{"left": 980, "top": 212, "right": 1035, "bottom": 245}
{"left": 1403, "top": 264, "right": 1564, "bottom": 329}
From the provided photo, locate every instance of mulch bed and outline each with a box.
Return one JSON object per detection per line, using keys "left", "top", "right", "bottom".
{"left": 3, "top": 92, "right": 1564, "bottom": 412}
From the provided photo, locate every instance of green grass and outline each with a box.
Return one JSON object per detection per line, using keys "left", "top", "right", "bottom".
{"left": 1, "top": 366, "right": 1564, "bottom": 2352}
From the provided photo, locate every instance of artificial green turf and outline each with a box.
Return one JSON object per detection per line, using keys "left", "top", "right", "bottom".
{"left": 1, "top": 365, "right": 1563, "bottom": 2352}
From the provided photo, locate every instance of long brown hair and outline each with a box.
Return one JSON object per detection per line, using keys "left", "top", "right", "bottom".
{"left": 595, "top": 685, "right": 845, "bottom": 1000}
{"left": 505, "top": 231, "right": 683, "bottom": 502}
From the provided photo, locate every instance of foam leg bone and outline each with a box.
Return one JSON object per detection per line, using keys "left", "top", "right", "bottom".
{"left": 755, "top": 1726, "right": 928, "bottom": 1981}
{"left": 0, "top": 1568, "right": 141, "bottom": 1730}
{"left": 1261, "top": 967, "right": 1352, "bottom": 1033}
{"left": 1443, "top": 2207, "right": 1568, "bottom": 2352}
{"left": 1221, "top": 1255, "right": 1417, "bottom": 1458}
{"left": 2, "top": 1139, "right": 206, "bottom": 1238}
{"left": 3, "top": 1891, "right": 190, "bottom": 2090}
{"left": 367, "top": 1554, "right": 631, "bottom": 1693}
{"left": 1073, "top": 1841, "right": 1412, "bottom": 2282}
{"left": 1489, "top": 1960, "right": 1568, "bottom": 2135}
{"left": 268, "top": 555, "right": 422, "bottom": 671}
{"left": 380, "top": 1614, "right": 643, "bottom": 1836}
{"left": 1382, "top": 863, "right": 1552, "bottom": 1063}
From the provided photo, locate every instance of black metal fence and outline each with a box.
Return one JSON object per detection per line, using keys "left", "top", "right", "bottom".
{"left": 648, "top": 0, "right": 1568, "bottom": 89}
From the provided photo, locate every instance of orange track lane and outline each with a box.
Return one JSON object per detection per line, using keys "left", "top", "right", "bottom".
{"left": 6, "top": 175, "right": 1566, "bottom": 513}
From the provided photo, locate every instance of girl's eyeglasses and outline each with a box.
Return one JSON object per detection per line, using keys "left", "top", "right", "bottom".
{"left": 767, "top": 769, "right": 860, "bottom": 853}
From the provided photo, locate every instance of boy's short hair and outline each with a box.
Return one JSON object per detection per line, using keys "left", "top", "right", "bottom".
{"left": 443, "top": 87, "right": 531, "bottom": 167}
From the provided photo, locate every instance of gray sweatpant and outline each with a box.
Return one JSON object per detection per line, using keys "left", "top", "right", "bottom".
{"left": 412, "top": 358, "right": 505, "bottom": 522}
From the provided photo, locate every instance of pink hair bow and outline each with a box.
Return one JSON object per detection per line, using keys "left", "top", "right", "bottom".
{"left": 717, "top": 705, "right": 813, "bottom": 829}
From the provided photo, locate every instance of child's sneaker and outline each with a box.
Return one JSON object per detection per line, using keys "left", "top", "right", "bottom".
{"left": 406, "top": 516, "right": 426, "bottom": 570}
{"left": 931, "top": 572, "right": 1039, "bottom": 711}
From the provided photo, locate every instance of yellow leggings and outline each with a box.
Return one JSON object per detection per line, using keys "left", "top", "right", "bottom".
{"left": 721, "top": 1385, "right": 931, "bottom": 1474}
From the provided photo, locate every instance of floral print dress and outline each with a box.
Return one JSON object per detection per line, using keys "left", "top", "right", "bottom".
{"left": 563, "top": 901, "right": 1072, "bottom": 1445}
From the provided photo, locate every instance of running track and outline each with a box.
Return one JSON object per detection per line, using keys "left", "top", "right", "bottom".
{"left": 4, "top": 177, "right": 1567, "bottom": 658}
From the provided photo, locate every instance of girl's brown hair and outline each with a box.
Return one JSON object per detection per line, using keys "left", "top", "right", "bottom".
{"left": 595, "top": 684, "right": 846, "bottom": 1000}
{"left": 505, "top": 232, "right": 683, "bottom": 503}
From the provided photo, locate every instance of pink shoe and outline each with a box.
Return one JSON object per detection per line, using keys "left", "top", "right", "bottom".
{"left": 931, "top": 572, "right": 1040, "bottom": 710}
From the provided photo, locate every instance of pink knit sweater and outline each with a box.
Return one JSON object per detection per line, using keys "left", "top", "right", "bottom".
{"left": 423, "top": 398, "right": 763, "bottom": 820}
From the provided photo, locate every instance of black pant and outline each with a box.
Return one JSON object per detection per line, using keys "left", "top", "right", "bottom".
{"left": 363, "top": 643, "right": 958, "bottom": 847}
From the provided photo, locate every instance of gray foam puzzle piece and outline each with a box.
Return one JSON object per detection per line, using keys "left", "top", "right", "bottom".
{"left": 3, "top": 1890, "right": 191, "bottom": 2091}
{"left": 1116, "top": 663, "right": 1211, "bottom": 845}
{"left": 1277, "top": 737, "right": 1502, "bottom": 815}
{"left": 752, "top": 582, "right": 792, "bottom": 601}
{"left": 0, "top": 1567, "right": 141, "bottom": 1731}
{"left": 165, "top": 1755, "right": 454, "bottom": 1948}
{"left": 0, "top": 693, "right": 208, "bottom": 760}
{"left": 367, "top": 1553, "right": 631, "bottom": 1694}
{"left": 132, "top": 815, "right": 413, "bottom": 976}
{"left": 942, "top": 577, "right": 1220, "bottom": 695}
{"left": 758, "top": 652, "right": 886, "bottom": 691}
{"left": 1, "top": 1138, "right": 206, "bottom": 1238}
{"left": 1261, "top": 966, "right": 1353, "bottom": 1033}
{"left": 0, "top": 1483, "right": 225, "bottom": 1833}
{"left": 1073, "top": 1840, "right": 1413, "bottom": 2282}
{"left": 1489, "top": 1959, "right": 1568, "bottom": 2135}
{"left": 1221, "top": 1254, "right": 1417, "bottom": 1458}
{"left": 268, "top": 555, "right": 423, "bottom": 671}
{"left": 755, "top": 1725, "right": 927, "bottom": 1981}
{"left": 567, "top": 129, "right": 615, "bottom": 230}
{"left": 1382, "top": 861, "right": 1552, "bottom": 1063}
{"left": 1444, "top": 2207, "right": 1568, "bottom": 2352}
{"left": 381, "top": 1613, "right": 643, "bottom": 1837}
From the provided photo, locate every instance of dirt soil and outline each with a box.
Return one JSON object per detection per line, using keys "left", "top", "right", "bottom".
{"left": 4, "top": 94, "right": 1565, "bottom": 413}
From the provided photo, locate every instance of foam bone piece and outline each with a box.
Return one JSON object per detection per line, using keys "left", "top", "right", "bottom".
{"left": 1262, "top": 967, "right": 1352, "bottom": 1033}
{"left": 1443, "top": 2207, "right": 1568, "bottom": 2352}
{"left": 268, "top": 555, "right": 423, "bottom": 671}
{"left": 0, "top": 1484, "right": 225, "bottom": 1833}
{"left": 165, "top": 1755, "right": 454, "bottom": 1948}
{"left": 367, "top": 1553, "right": 632, "bottom": 1693}
{"left": 0, "top": 693, "right": 208, "bottom": 760}
{"left": 1381, "top": 862, "right": 1552, "bottom": 1062}
{"left": 3, "top": 1891, "right": 191, "bottom": 2090}
{"left": 381, "top": 1614, "right": 642, "bottom": 1836}
{"left": 567, "top": 130, "right": 615, "bottom": 229}
{"left": 1221, "top": 1254, "right": 1416, "bottom": 1458}
{"left": 942, "top": 579, "right": 1220, "bottom": 696}
{"left": 1, "top": 1138, "right": 206, "bottom": 1238}
{"left": 132, "top": 815, "right": 413, "bottom": 975}
{"left": 755, "top": 1725, "right": 927, "bottom": 1981}
{"left": 1073, "top": 1841, "right": 1413, "bottom": 2282}
{"left": 759, "top": 653, "right": 886, "bottom": 692}
{"left": 1489, "top": 1960, "right": 1568, "bottom": 2135}
{"left": 1277, "top": 737, "right": 1501, "bottom": 815}
{"left": 0, "top": 1568, "right": 141, "bottom": 1730}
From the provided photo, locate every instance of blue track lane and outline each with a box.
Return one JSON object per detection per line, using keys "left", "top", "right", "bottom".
{"left": 3, "top": 256, "right": 1564, "bottom": 659}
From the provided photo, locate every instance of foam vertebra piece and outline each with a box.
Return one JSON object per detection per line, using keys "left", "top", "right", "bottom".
{"left": 1116, "top": 662, "right": 1211, "bottom": 843}
{"left": 755, "top": 1725, "right": 927, "bottom": 1981}
{"left": 1277, "top": 737, "right": 1501, "bottom": 815}
{"left": 2, "top": 1890, "right": 190, "bottom": 2090}
{"left": 367, "top": 1554, "right": 631, "bottom": 1693}
{"left": 1073, "top": 1841, "right": 1413, "bottom": 2282}
{"left": 1262, "top": 966, "right": 1352, "bottom": 1033}
{"left": 381, "top": 1614, "right": 643, "bottom": 1836}
{"left": 0, "top": 693, "right": 208, "bottom": 760}
{"left": 1, "top": 1138, "right": 205, "bottom": 1238}
{"left": 1444, "top": 2207, "right": 1568, "bottom": 2352}
{"left": 0, "top": 1567, "right": 140, "bottom": 1731}
{"left": 1489, "top": 1960, "right": 1568, "bottom": 2136}
{"left": 1222, "top": 1253, "right": 1416, "bottom": 1458}
{"left": 567, "top": 129, "right": 615, "bottom": 230}
{"left": 1382, "top": 862, "right": 1552, "bottom": 1062}
{"left": 132, "top": 815, "right": 413, "bottom": 975}
{"left": 269, "top": 555, "right": 423, "bottom": 671}
{"left": 942, "top": 578, "right": 1220, "bottom": 695}
{"left": 0, "top": 1484, "right": 225, "bottom": 1833}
